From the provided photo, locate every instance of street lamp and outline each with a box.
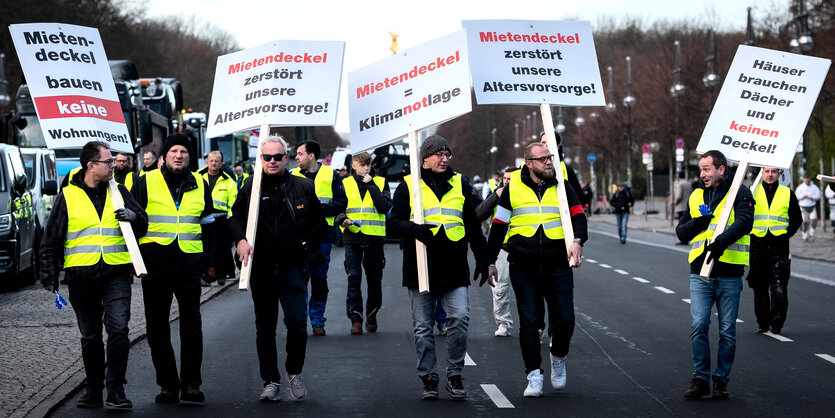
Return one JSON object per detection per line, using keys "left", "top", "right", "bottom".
{"left": 0, "top": 54, "right": 10, "bottom": 112}
{"left": 574, "top": 107, "right": 585, "bottom": 181}
{"left": 605, "top": 66, "right": 616, "bottom": 114}
{"left": 490, "top": 127, "right": 497, "bottom": 174}
{"left": 622, "top": 56, "right": 636, "bottom": 188}
{"left": 670, "top": 40, "right": 685, "bottom": 225}
{"left": 790, "top": 0, "right": 814, "bottom": 179}
{"left": 514, "top": 122, "right": 520, "bottom": 162}
{"left": 702, "top": 30, "right": 720, "bottom": 106}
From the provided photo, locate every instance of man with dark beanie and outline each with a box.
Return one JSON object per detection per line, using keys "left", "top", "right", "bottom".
{"left": 131, "top": 133, "right": 217, "bottom": 404}
{"left": 388, "top": 134, "right": 492, "bottom": 401}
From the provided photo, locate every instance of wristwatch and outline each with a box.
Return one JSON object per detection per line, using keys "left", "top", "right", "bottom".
{"left": 573, "top": 238, "right": 583, "bottom": 246}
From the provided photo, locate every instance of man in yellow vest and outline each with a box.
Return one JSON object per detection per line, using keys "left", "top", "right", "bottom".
{"left": 747, "top": 167, "right": 801, "bottom": 335}
{"left": 389, "top": 135, "right": 492, "bottom": 401}
{"left": 676, "top": 150, "right": 754, "bottom": 400}
{"left": 131, "top": 134, "right": 217, "bottom": 405}
{"left": 198, "top": 150, "right": 238, "bottom": 286}
{"left": 113, "top": 153, "right": 137, "bottom": 191}
{"left": 40, "top": 141, "right": 148, "bottom": 409}
{"left": 334, "top": 152, "right": 392, "bottom": 335}
{"left": 486, "top": 143, "right": 587, "bottom": 397}
{"left": 292, "top": 140, "right": 347, "bottom": 336}
{"left": 235, "top": 165, "right": 249, "bottom": 191}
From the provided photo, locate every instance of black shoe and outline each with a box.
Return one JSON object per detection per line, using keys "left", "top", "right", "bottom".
{"left": 770, "top": 326, "right": 782, "bottom": 335}
{"left": 756, "top": 326, "right": 770, "bottom": 333}
{"left": 77, "top": 389, "right": 103, "bottom": 408}
{"left": 181, "top": 386, "right": 205, "bottom": 404}
{"left": 365, "top": 315, "right": 378, "bottom": 333}
{"left": 351, "top": 321, "right": 363, "bottom": 335}
{"left": 421, "top": 374, "right": 439, "bottom": 400}
{"left": 216, "top": 277, "right": 226, "bottom": 286}
{"left": 683, "top": 378, "right": 710, "bottom": 399}
{"left": 445, "top": 375, "right": 467, "bottom": 400}
{"left": 312, "top": 324, "right": 326, "bottom": 336}
{"left": 712, "top": 380, "right": 729, "bottom": 400}
{"left": 155, "top": 387, "right": 179, "bottom": 404}
{"left": 620, "top": 238, "right": 626, "bottom": 244}
{"left": 105, "top": 391, "right": 133, "bottom": 409}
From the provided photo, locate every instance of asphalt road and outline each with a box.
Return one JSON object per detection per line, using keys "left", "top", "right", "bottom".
{"left": 51, "top": 232, "right": 835, "bottom": 417}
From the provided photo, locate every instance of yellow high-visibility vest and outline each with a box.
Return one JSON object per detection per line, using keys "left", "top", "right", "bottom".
{"left": 138, "top": 170, "right": 205, "bottom": 253}
{"left": 751, "top": 184, "right": 790, "bottom": 237}
{"left": 404, "top": 173, "right": 465, "bottom": 241}
{"left": 292, "top": 164, "right": 335, "bottom": 226}
{"left": 505, "top": 169, "right": 564, "bottom": 242}
{"left": 342, "top": 175, "right": 386, "bottom": 236}
{"left": 201, "top": 170, "right": 237, "bottom": 216}
{"left": 62, "top": 184, "right": 130, "bottom": 267}
{"left": 687, "top": 189, "right": 750, "bottom": 265}
{"left": 123, "top": 172, "right": 135, "bottom": 191}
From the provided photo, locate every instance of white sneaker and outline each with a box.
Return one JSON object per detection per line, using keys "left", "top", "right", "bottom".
{"left": 538, "top": 328, "right": 544, "bottom": 345}
{"left": 287, "top": 374, "right": 306, "bottom": 399}
{"left": 259, "top": 382, "right": 280, "bottom": 402}
{"left": 494, "top": 323, "right": 511, "bottom": 337}
{"left": 550, "top": 354, "right": 566, "bottom": 390}
{"left": 524, "top": 369, "right": 543, "bottom": 397}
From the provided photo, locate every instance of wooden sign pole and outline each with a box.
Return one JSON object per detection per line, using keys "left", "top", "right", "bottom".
{"left": 699, "top": 160, "right": 749, "bottom": 279}
{"left": 539, "top": 103, "right": 577, "bottom": 267}
{"left": 238, "top": 123, "right": 269, "bottom": 291}
{"left": 817, "top": 174, "right": 835, "bottom": 184}
{"left": 407, "top": 131, "right": 431, "bottom": 293}
{"left": 107, "top": 178, "right": 147, "bottom": 276}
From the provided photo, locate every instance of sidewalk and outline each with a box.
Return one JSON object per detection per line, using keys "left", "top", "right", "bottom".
{"left": 0, "top": 277, "right": 235, "bottom": 418}
{"left": 590, "top": 199, "right": 834, "bottom": 263}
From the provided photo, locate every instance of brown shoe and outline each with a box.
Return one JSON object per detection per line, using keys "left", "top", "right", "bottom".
{"left": 712, "top": 380, "right": 729, "bottom": 400}
{"left": 683, "top": 378, "right": 710, "bottom": 399}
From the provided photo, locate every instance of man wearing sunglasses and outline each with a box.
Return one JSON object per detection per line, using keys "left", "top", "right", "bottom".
{"left": 388, "top": 134, "right": 492, "bottom": 401}
{"left": 486, "top": 142, "right": 587, "bottom": 398}
{"left": 231, "top": 135, "right": 326, "bottom": 402}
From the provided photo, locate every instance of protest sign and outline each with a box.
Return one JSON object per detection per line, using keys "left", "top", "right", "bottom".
{"left": 9, "top": 23, "right": 132, "bottom": 153}
{"left": 206, "top": 40, "right": 345, "bottom": 139}
{"left": 698, "top": 45, "right": 830, "bottom": 169}
{"left": 462, "top": 20, "right": 605, "bottom": 106}
{"left": 348, "top": 30, "right": 471, "bottom": 153}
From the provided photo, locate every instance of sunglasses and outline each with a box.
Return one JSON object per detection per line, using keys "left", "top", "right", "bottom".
{"left": 262, "top": 153, "right": 285, "bottom": 162}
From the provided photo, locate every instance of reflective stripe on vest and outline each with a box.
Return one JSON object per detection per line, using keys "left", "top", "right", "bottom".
{"left": 342, "top": 175, "right": 386, "bottom": 236}
{"left": 404, "top": 173, "right": 465, "bottom": 241}
{"left": 202, "top": 171, "right": 237, "bottom": 216}
{"left": 751, "top": 184, "right": 790, "bottom": 237}
{"left": 138, "top": 170, "right": 205, "bottom": 253}
{"left": 293, "top": 164, "right": 335, "bottom": 225}
{"left": 687, "top": 189, "right": 750, "bottom": 265}
{"left": 506, "top": 169, "right": 564, "bottom": 242}
{"left": 62, "top": 184, "right": 130, "bottom": 267}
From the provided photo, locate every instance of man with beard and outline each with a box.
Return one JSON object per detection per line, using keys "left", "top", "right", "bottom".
{"left": 113, "top": 153, "right": 137, "bottom": 191}
{"left": 486, "top": 142, "right": 587, "bottom": 398}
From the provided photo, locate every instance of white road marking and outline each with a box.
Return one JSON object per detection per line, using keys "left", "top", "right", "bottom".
{"left": 632, "top": 277, "right": 650, "bottom": 283}
{"left": 614, "top": 269, "right": 629, "bottom": 275}
{"left": 586, "top": 259, "right": 598, "bottom": 263}
{"left": 480, "top": 384, "right": 514, "bottom": 408}
{"left": 765, "top": 332, "right": 793, "bottom": 342}
{"left": 599, "top": 264, "right": 612, "bottom": 269}
{"left": 465, "top": 353, "right": 476, "bottom": 366}
{"left": 791, "top": 272, "right": 835, "bottom": 287}
{"left": 815, "top": 354, "right": 835, "bottom": 365}
{"left": 654, "top": 286, "right": 675, "bottom": 294}
{"left": 682, "top": 299, "right": 691, "bottom": 304}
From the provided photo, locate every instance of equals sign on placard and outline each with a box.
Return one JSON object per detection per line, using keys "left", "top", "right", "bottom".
{"left": 404, "top": 89, "right": 413, "bottom": 97}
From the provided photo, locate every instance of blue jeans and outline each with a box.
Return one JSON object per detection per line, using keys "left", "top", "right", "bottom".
{"left": 307, "top": 241, "right": 332, "bottom": 326}
{"left": 616, "top": 212, "right": 629, "bottom": 240}
{"left": 689, "top": 274, "right": 742, "bottom": 383}
{"left": 408, "top": 286, "right": 469, "bottom": 378}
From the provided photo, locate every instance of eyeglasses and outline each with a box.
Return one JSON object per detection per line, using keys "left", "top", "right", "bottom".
{"left": 91, "top": 159, "right": 116, "bottom": 166}
{"left": 433, "top": 151, "right": 452, "bottom": 160}
{"left": 526, "top": 155, "right": 554, "bottom": 164}
{"left": 262, "top": 153, "right": 285, "bottom": 162}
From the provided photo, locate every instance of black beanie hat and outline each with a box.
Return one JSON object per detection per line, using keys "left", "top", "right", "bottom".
{"left": 160, "top": 133, "right": 194, "bottom": 161}
{"left": 420, "top": 135, "right": 451, "bottom": 160}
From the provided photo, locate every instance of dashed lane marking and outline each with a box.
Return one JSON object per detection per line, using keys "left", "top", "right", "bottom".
{"left": 586, "top": 259, "right": 598, "bottom": 263}
{"left": 465, "top": 353, "right": 476, "bottom": 366}
{"left": 632, "top": 277, "right": 650, "bottom": 283}
{"left": 682, "top": 299, "right": 691, "bottom": 303}
{"left": 480, "top": 384, "right": 514, "bottom": 408}
{"left": 764, "top": 332, "right": 793, "bottom": 342}
{"left": 599, "top": 264, "right": 612, "bottom": 269}
{"left": 654, "top": 286, "right": 675, "bottom": 294}
{"left": 614, "top": 269, "right": 629, "bottom": 275}
{"left": 815, "top": 354, "right": 835, "bottom": 365}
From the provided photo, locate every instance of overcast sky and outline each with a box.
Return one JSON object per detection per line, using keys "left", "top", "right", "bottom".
{"left": 145, "top": 0, "right": 789, "bottom": 134}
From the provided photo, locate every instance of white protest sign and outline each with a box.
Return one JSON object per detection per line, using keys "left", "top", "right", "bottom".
{"left": 348, "top": 30, "right": 471, "bottom": 153}
{"left": 697, "top": 45, "right": 830, "bottom": 168}
{"left": 462, "top": 20, "right": 605, "bottom": 106}
{"left": 206, "top": 40, "right": 345, "bottom": 138}
{"left": 9, "top": 23, "right": 132, "bottom": 153}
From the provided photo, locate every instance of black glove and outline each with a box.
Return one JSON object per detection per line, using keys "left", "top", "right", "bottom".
{"left": 472, "top": 263, "right": 489, "bottom": 287}
{"left": 413, "top": 224, "right": 436, "bottom": 245}
{"left": 704, "top": 241, "right": 728, "bottom": 263}
{"left": 114, "top": 207, "right": 137, "bottom": 222}
{"left": 691, "top": 215, "right": 714, "bottom": 232}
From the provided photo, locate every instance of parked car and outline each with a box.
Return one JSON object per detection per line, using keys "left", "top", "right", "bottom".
{"left": 0, "top": 144, "right": 38, "bottom": 290}
{"left": 21, "top": 148, "right": 58, "bottom": 277}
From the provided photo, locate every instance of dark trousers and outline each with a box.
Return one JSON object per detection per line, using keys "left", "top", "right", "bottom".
{"left": 214, "top": 216, "right": 236, "bottom": 277}
{"left": 251, "top": 263, "right": 308, "bottom": 383}
{"left": 747, "top": 246, "right": 791, "bottom": 331}
{"left": 344, "top": 243, "right": 385, "bottom": 323}
{"left": 509, "top": 262, "right": 575, "bottom": 373}
{"left": 141, "top": 272, "right": 203, "bottom": 390}
{"left": 67, "top": 274, "right": 132, "bottom": 392}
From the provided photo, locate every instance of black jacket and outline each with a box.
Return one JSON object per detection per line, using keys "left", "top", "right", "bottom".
{"left": 486, "top": 165, "right": 588, "bottom": 267}
{"left": 676, "top": 169, "right": 755, "bottom": 277}
{"left": 230, "top": 170, "right": 325, "bottom": 269}
{"left": 40, "top": 169, "right": 148, "bottom": 288}
{"left": 334, "top": 170, "right": 392, "bottom": 246}
{"left": 610, "top": 188, "right": 634, "bottom": 214}
{"left": 388, "top": 167, "right": 487, "bottom": 293}
{"left": 750, "top": 181, "right": 802, "bottom": 251}
{"left": 130, "top": 166, "right": 217, "bottom": 275}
